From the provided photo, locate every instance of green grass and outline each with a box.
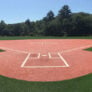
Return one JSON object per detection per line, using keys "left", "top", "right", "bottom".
{"left": 0, "top": 74, "right": 91, "bottom": 92}
{"left": 0, "top": 36, "right": 92, "bottom": 40}
{"left": 85, "top": 47, "right": 92, "bottom": 51}
{"left": 0, "top": 49, "right": 5, "bottom": 52}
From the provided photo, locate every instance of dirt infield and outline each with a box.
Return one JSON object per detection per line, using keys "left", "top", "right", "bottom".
{"left": 0, "top": 39, "right": 92, "bottom": 81}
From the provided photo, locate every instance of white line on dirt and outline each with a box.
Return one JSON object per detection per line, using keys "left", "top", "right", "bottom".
{"left": 23, "top": 65, "right": 67, "bottom": 68}
{"left": 58, "top": 53, "right": 69, "bottom": 67}
{"left": 62, "top": 44, "right": 92, "bottom": 53}
{"left": 48, "top": 52, "right": 51, "bottom": 59}
{"left": 21, "top": 53, "right": 31, "bottom": 67}
{"left": 0, "top": 46, "right": 28, "bottom": 54}
{"left": 37, "top": 53, "right": 41, "bottom": 59}
{"left": 30, "top": 53, "right": 40, "bottom": 59}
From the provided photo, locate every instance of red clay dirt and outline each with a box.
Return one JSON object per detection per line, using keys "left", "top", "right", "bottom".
{"left": 0, "top": 39, "right": 92, "bottom": 81}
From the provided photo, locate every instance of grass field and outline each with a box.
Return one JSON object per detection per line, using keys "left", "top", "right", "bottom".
{"left": 0, "top": 36, "right": 92, "bottom": 40}
{"left": 85, "top": 47, "right": 92, "bottom": 51}
{"left": 0, "top": 74, "right": 91, "bottom": 92}
{"left": 0, "top": 49, "right": 5, "bottom": 52}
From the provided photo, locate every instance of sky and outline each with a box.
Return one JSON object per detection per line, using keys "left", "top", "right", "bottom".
{"left": 0, "top": 0, "right": 92, "bottom": 24}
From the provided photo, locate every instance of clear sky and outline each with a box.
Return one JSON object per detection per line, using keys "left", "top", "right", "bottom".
{"left": 0, "top": 0, "right": 92, "bottom": 24}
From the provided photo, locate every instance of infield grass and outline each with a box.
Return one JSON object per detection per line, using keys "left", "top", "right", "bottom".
{"left": 0, "top": 49, "right": 5, "bottom": 52}
{"left": 85, "top": 47, "right": 92, "bottom": 51}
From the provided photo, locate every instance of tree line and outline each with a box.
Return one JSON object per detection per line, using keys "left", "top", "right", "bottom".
{"left": 0, "top": 5, "right": 92, "bottom": 36}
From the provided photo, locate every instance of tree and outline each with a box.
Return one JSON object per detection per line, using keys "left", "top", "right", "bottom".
{"left": 71, "top": 13, "right": 92, "bottom": 36}
{"left": 58, "top": 5, "right": 71, "bottom": 20}
{"left": 44, "top": 19, "right": 64, "bottom": 36}
{"left": 0, "top": 5, "right": 92, "bottom": 37}
{"left": 25, "top": 19, "right": 35, "bottom": 36}
{"left": 25, "top": 19, "right": 31, "bottom": 26}
{"left": 0, "top": 20, "right": 7, "bottom": 36}
{"left": 43, "top": 11, "right": 54, "bottom": 22}
{"left": 57, "top": 5, "right": 72, "bottom": 36}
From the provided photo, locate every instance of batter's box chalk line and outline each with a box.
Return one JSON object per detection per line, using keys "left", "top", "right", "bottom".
{"left": 21, "top": 52, "right": 69, "bottom": 68}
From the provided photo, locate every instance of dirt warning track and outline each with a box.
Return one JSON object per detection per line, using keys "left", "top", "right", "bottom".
{"left": 0, "top": 39, "right": 92, "bottom": 81}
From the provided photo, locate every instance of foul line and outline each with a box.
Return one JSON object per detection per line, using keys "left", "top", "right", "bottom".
{"left": 62, "top": 44, "right": 92, "bottom": 53}
{"left": 0, "top": 46, "right": 28, "bottom": 54}
{"left": 21, "top": 53, "right": 31, "bottom": 67}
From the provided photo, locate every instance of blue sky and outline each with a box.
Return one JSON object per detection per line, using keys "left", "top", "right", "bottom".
{"left": 0, "top": 0, "right": 92, "bottom": 24}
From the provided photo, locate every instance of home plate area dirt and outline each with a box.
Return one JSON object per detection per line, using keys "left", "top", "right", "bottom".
{"left": 0, "top": 39, "right": 92, "bottom": 81}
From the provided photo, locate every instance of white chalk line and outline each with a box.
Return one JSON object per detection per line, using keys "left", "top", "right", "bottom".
{"left": 37, "top": 53, "right": 40, "bottom": 59}
{"left": 0, "top": 44, "right": 91, "bottom": 55}
{"left": 48, "top": 52, "right": 51, "bottom": 59}
{"left": 0, "top": 46, "right": 28, "bottom": 54}
{"left": 48, "top": 52, "right": 62, "bottom": 59}
{"left": 21, "top": 53, "right": 31, "bottom": 67}
{"left": 23, "top": 65, "right": 67, "bottom": 68}
{"left": 21, "top": 44, "right": 92, "bottom": 68}
{"left": 21, "top": 53, "right": 40, "bottom": 68}
{"left": 22, "top": 52, "right": 69, "bottom": 68}
{"left": 62, "top": 44, "right": 92, "bottom": 53}
{"left": 1, "top": 44, "right": 91, "bottom": 68}
{"left": 30, "top": 53, "right": 41, "bottom": 59}
{"left": 58, "top": 53, "right": 69, "bottom": 67}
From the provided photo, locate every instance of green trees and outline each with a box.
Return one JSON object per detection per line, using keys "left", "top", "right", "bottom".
{"left": 25, "top": 19, "right": 35, "bottom": 36}
{"left": 57, "top": 5, "right": 72, "bottom": 36}
{"left": 71, "top": 13, "right": 92, "bottom": 36}
{"left": 43, "top": 11, "right": 54, "bottom": 22}
{"left": 0, "top": 20, "right": 6, "bottom": 36}
{"left": 0, "top": 5, "right": 92, "bottom": 36}
{"left": 58, "top": 5, "right": 71, "bottom": 19}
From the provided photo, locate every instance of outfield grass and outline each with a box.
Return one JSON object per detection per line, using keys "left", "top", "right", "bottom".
{"left": 85, "top": 47, "right": 92, "bottom": 51}
{"left": 0, "top": 74, "right": 91, "bottom": 92}
{"left": 0, "top": 36, "right": 92, "bottom": 40}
